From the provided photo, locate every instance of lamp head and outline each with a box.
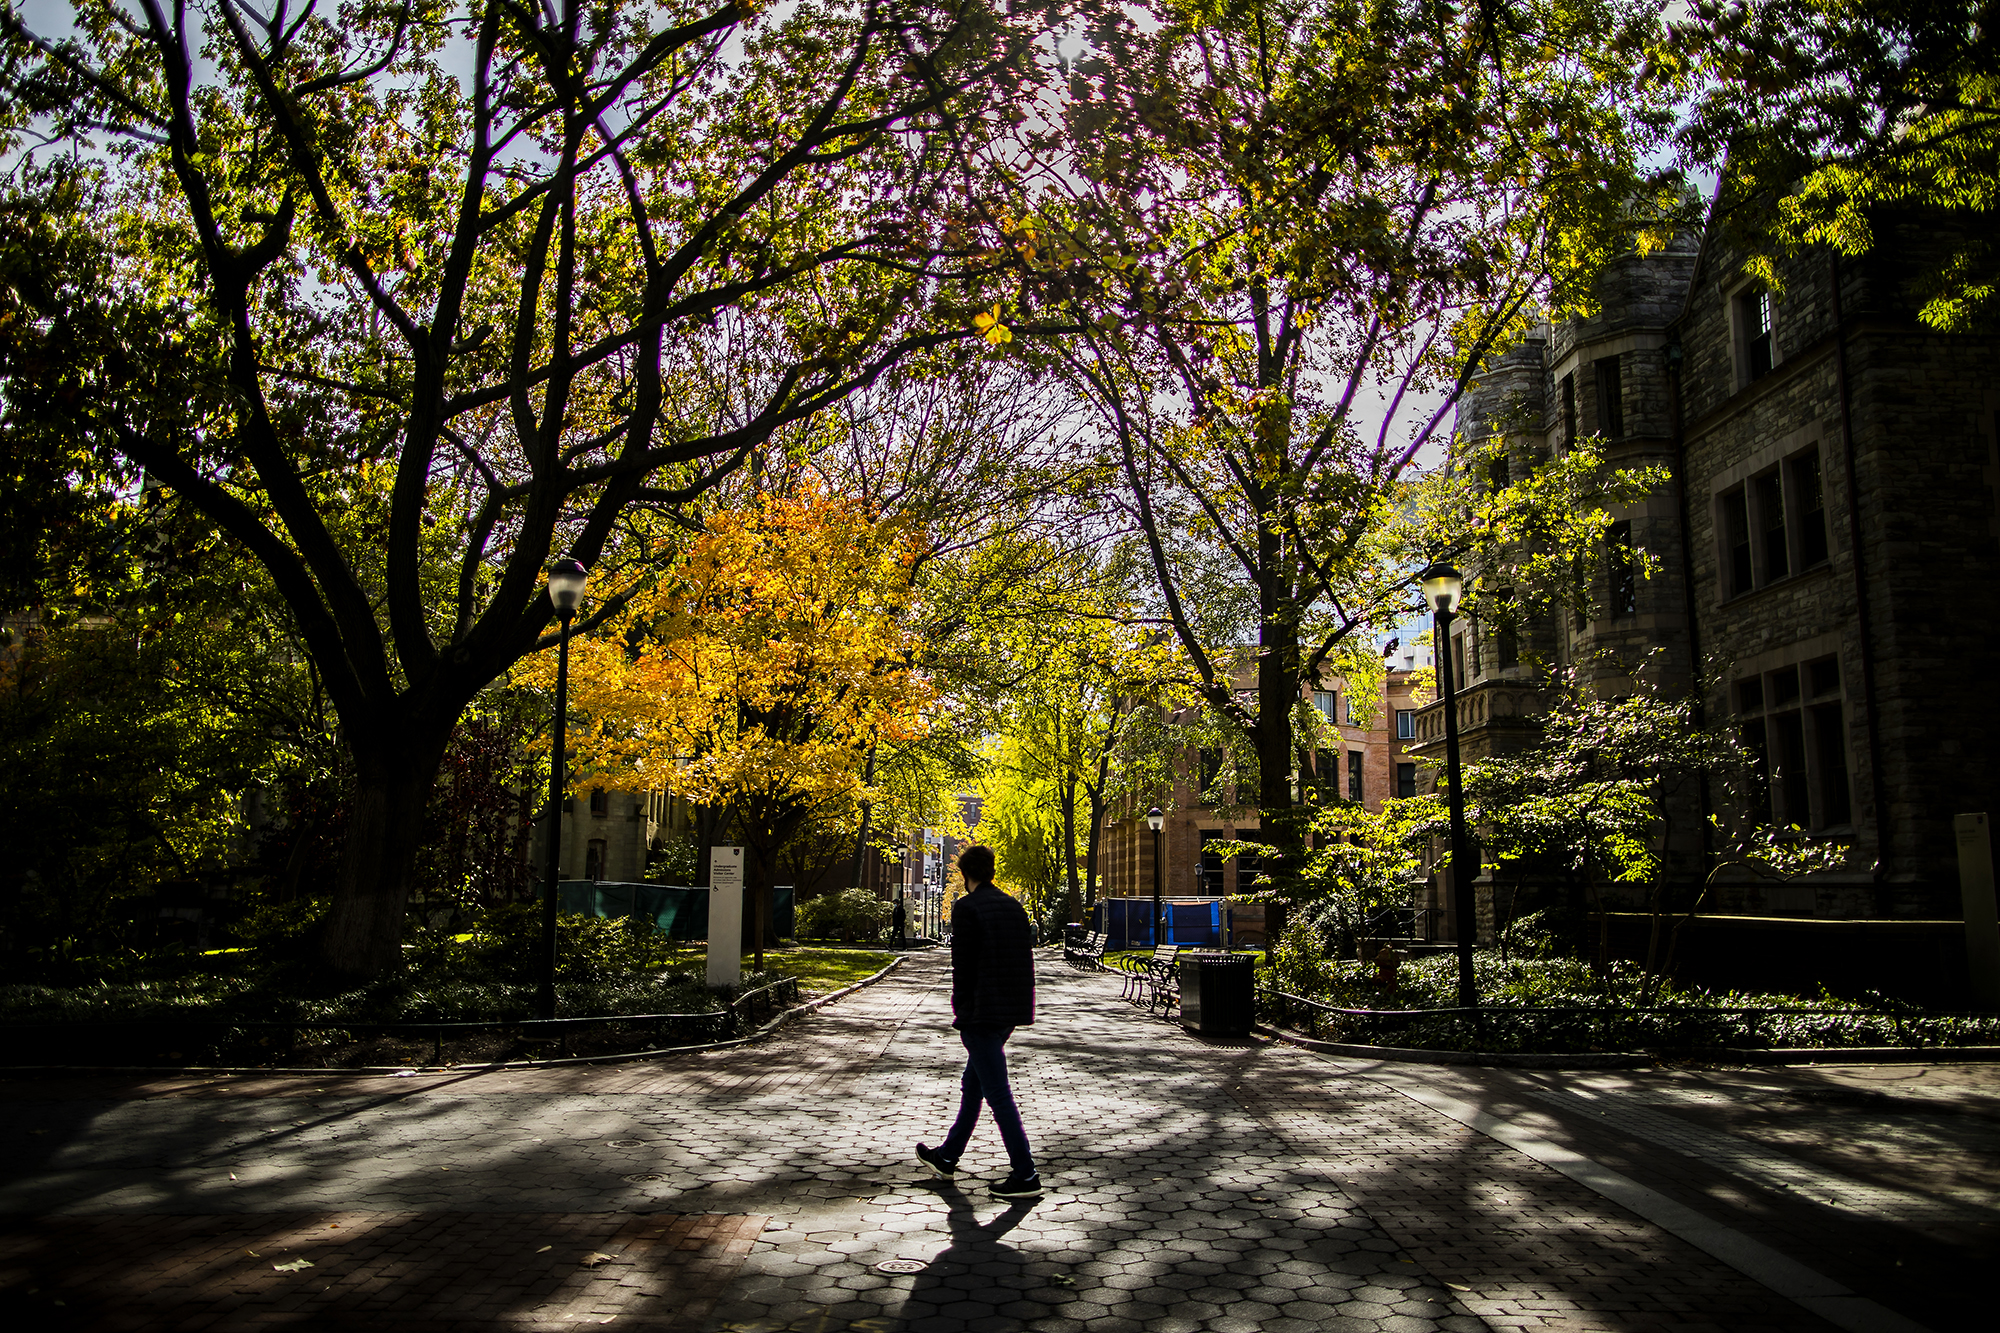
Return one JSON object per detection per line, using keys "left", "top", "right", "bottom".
{"left": 1146, "top": 806, "right": 1165, "bottom": 832}
{"left": 547, "top": 559, "right": 589, "bottom": 616}
{"left": 1417, "top": 562, "right": 1464, "bottom": 614}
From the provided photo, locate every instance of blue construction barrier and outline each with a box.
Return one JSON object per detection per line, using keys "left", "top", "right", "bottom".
{"left": 551, "top": 881, "right": 794, "bottom": 941}
{"left": 1092, "top": 898, "right": 1224, "bottom": 949}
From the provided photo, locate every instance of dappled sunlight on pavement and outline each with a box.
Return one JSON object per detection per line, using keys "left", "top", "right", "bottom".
{"left": 1, "top": 950, "right": 1990, "bottom": 1331}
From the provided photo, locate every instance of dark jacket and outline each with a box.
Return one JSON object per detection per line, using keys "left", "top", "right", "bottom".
{"left": 950, "top": 883, "right": 1036, "bottom": 1028}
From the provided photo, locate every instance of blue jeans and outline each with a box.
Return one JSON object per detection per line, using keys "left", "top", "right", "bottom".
{"left": 940, "top": 1024, "right": 1035, "bottom": 1177}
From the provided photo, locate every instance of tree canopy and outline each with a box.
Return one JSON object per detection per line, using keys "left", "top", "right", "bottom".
{"left": 0, "top": 0, "right": 1056, "bottom": 975}
{"left": 1671, "top": 0, "right": 2000, "bottom": 330}
{"left": 983, "top": 0, "right": 1690, "bottom": 836}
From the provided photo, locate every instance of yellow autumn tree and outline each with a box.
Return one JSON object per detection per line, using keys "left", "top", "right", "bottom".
{"left": 534, "top": 486, "right": 934, "bottom": 964}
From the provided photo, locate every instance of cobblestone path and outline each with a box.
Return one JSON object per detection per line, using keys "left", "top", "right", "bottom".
{"left": 1, "top": 950, "right": 1989, "bottom": 1333}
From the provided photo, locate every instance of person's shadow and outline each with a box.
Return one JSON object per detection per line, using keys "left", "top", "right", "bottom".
{"left": 899, "top": 1185, "right": 1041, "bottom": 1324}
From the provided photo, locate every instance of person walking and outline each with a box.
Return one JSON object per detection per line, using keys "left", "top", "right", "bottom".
{"left": 892, "top": 896, "right": 907, "bottom": 949}
{"left": 916, "top": 844, "right": 1041, "bottom": 1198}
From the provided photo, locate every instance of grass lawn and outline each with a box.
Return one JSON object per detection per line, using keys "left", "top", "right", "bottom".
{"left": 754, "top": 946, "right": 896, "bottom": 994}
{"left": 1102, "top": 947, "right": 1267, "bottom": 970}
{"left": 645, "top": 944, "right": 896, "bottom": 996}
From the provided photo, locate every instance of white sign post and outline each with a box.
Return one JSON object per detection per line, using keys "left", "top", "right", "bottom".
{"left": 1956, "top": 813, "right": 1999, "bottom": 1007}
{"left": 707, "top": 846, "right": 744, "bottom": 990}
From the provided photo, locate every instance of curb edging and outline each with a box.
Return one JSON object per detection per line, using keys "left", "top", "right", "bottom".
{"left": 0, "top": 955, "right": 907, "bottom": 1080}
{"left": 1262, "top": 1024, "right": 2000, "bottom": 1069}
{"left": 1260, "top": 1025, "right": 1654, "bottom": 1069}
{"left": 1664, "top": 1043, "right": 2000, "bottom": 1066}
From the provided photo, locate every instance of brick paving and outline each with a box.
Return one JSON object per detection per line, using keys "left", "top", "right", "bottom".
{"left": 0, "top": 1211, "right": 763, "bottom": 1331}
{"left": 1, "top": 950, "right": 1988, "bottom": 1332}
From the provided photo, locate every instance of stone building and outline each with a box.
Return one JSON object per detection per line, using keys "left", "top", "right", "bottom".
{"left": 1410, "top": 207, "right": 2000, "bottom": 992}
{"left": 527, "top": 786, "right": 690, "bottom": 884}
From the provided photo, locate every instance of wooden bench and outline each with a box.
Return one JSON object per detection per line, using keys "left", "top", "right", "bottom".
{"left": 1064, "top": 930, "right": 1107, "bottom": 971}
{"left": 1120, "top": 944, "right": 1182, "bottom": 1008}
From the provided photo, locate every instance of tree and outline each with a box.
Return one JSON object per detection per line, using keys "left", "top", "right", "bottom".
{"left": 993, "top": 0, "right": 1689, "bottom": 859}
{"left": 979, "top": 742, "right": 1069, "bottom": 923}
{"left": 0, "top": 0, "right": 1059, "bottom": 977}
{"left": 0, "top": 520, "right": 329, "bottom": 975}
{"left": 984, "top": 538, "right": 1177, "bottom": 922}
{"left": 542, "top": 484, "right": 933, "bottom": 967}
{"left": 1670, "top": 0, "right": 2000, "bottom": 331}
{"left": 1460, "top": 661, "right": 1845, "bottom": 998}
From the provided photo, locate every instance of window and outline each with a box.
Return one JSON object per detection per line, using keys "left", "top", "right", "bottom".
{"left": 1608, "top": 521, "right": 1637, "bottom": 616}
{"left": 1452, "top": 632, "right": 1467, "bottom": 687}
{"left": 1719, "top": 447, "right": 1827, "bottom": 598}
{"left": 1347, "top": 750, "right": 1364, "bottom": 802}
{"left": 1573, "top": 550, "right": 1590, "bottom": 630}
{"left": 585, "top": 839, "right": 607, "bottom": 881}
{"left": 1813, "top": 701, "right": 1853, "bottom": 825}
{"left": 1722, "top": 488, "right": 1753, "bottom": 596}
{"left": 1487, "top": 452, "right": 1510, "bottom": 493}
{"left": 1395, "top": 709, "right": 1416, "bottom": 740}
{"left": 1197, "top": 831, "right": 1229, "bottom": 894}
{"left": 1756, "top": 471, "right": 1789, "bottom": 580}
{"left": 1233, "top": 832, "right": 1271, "bottom": 890}
{"left": 1314, "top": 689, "right": 1337, "bottom": 723}
{"left": 1396, "top": 763, "right": 1418, "bottom": 798}
{"left": 1198, "top": 748, "right": 1222, "bottom": 804}
{"left": 589, "top": 787, "right": 609, "bottom": 817}
{"left": 1492, "top": 589, "right": 1520, "bottom": 669}
{"left": 1740, "top": 288, "right": 1775, "bottom": 381}
{"left": 1315, "top": 748, "right": 1335, "bottom": 791}
{"left": 1792, "top": 451, "right": 1829, "bottom": 567}
{"left": 1734, "top": 656, "right": 1852, "bottom": 830}
{"left": 1594, "top": 356, "right": 1624, "bottom": 437}
{"left": 1559, "top": 373, "right": 1577, "bottom": 444}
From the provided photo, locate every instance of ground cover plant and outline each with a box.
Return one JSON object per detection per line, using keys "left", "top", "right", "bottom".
{"left": 1260, "top": 919, "right": 2000, "bottom": 1054}
{"left": 0, "top": 904, "right": 893, "bottom": 1068}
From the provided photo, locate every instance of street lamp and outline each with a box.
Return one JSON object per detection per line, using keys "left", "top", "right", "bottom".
{"left": 1418, "top": 561, "right": 1478, "bottom": 1010}
{"left": 1147, "top": 806, "right": 1165, "bottom": 947}
{"left": 893, "top": 842, "right": 908, "bottom": 944}
{"left": 538, "top": 558, "right": 589, "bottom": 1022}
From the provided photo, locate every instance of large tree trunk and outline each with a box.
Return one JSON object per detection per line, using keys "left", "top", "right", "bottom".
{"left": 851, "top": 741, "right": 878, "bottom": 892}
{"left": 318, "top": 722, "right": 455, "bottom": 979}
{"left": 1255, "top": 557, "right": 1308, "bottom": 889}
{"left": 1059, "top": 778, "right": 1082, "bottom": 926}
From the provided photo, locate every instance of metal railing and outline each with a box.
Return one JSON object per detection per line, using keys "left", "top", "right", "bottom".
{"left": 0, "top": 975, "right": 803, "bottom": 1068}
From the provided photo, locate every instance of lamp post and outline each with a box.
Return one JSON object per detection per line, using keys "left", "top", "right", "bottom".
{"left": 1418, "top": 562, "right": 1479, "bottom": 1010}
{"left": 893, "top": 842, "right": 908, "bottom": 944}
{"left": 1146, "top": 806, "right": 1165, "bottom": 947}
{"left": 538, "top": 558, "right": 589, "bottom": 1022}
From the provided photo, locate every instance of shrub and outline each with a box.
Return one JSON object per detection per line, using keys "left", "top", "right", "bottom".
{"left": 797, "top": 887, "right": 891, "bottom": 943}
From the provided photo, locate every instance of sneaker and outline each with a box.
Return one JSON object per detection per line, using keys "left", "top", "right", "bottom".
{"left": 990, "top": 1172, "right": 1043, "bottom": 1199}
{"left": 915, "top": 1143, "right": 958, "bottom": 1179}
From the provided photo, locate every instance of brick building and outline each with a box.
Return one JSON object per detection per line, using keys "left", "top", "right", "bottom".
{"left": 1410, "top": 208, "right": 2000, "bottom": 991}
{"left": 1096, "top": 645, "right": 1433, "bottom": 925}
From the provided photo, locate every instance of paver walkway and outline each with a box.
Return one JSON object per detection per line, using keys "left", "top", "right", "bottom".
{"left": 1, "top": 950, "right": 1990, "bottom": 1333}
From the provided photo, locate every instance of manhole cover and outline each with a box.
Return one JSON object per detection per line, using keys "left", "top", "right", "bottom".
{"left": 606, "top": 1139, "right": 653, "bottom": 1148}
{"left": 874, "top": 1259, "right": 927, "bottom": 1274}
{"left": 624, "top": 1172, "right": 669, "bottom": 1184}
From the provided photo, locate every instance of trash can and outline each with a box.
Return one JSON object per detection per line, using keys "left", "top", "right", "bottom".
{"left": 1179, "top": 952, "right": 1256, "bottom": 1036}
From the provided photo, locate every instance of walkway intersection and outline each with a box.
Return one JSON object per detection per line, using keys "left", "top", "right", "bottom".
{"left": 0, "top": 950, "right": 1990, "bottom": 1332}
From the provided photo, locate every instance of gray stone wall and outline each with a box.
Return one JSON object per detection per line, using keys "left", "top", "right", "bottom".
{"left": 1676, "top": 224, "right": 2000, "bottom": 913}
{"left": 1431, "top": 214, "right": 2000, "bottom": 933}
